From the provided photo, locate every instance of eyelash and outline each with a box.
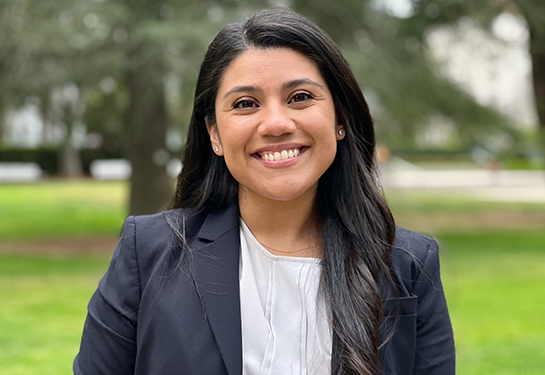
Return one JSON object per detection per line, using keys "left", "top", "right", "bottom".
{"left": 289, "top": 90, "right": 315, "bottom": 103}
{"left": 231, "top": 90, "right": 315, "bottom": 109}
{"left": 232, "top": 98, "right": 257, "bottom": 109}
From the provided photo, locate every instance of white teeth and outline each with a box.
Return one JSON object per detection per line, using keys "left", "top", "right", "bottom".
{"left": 260, "top": 148, "right": 302, "bottom": 161}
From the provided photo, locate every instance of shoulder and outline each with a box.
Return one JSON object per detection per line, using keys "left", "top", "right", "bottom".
{"left": 127, "top": 208, "right": 205, "bottom": 247}
{"left": 115, "top": 208, "right": 206, "bottom": 286}
{"left": 390, "top": 227, "right": 441, "bottom": 296}
{"left": 383, "top": 229, "right": 455, "bottom": 373}
{"left": 127, "top": 204, "right": 239, "bottom": 247}
{"left": 392, "top": 227, "right": 438, "bottom": 264}
{"left": 117, "top": 209, "right": 194, "bottom": 259}
{"left": 121, "top": 204, "right": 239, "bottom": 275}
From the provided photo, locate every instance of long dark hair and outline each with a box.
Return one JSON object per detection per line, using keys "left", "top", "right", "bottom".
{"left": 172, "top": 8, "right": 396, "bottom": 375}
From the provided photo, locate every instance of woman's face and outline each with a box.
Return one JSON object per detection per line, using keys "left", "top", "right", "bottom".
{"left": 208, "top": 48, "right": 344, "bottom": 204}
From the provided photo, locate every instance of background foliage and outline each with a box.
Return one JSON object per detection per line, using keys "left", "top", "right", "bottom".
{"left": 2, "top": 0, "right": 542, "bottom": 213}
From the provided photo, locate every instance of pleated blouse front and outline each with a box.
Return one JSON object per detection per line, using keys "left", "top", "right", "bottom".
{"left": 239, "top": 220, "right": 332, "bottom": 375}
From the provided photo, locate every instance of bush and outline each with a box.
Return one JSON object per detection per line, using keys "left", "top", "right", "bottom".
{"left": 0, "top": 147, "right": 58, "bottom": 174}
{"left": 391, "top": 149, "right": 472, "bottom": 163}
{"left": 0, "top": 147, "right": 125, "bottom": 175}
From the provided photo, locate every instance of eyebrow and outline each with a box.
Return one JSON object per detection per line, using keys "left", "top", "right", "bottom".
{"left": 223, "top": 78, "right": 324, "bottom": 99}
{"left": 223, "top": 85, "right": 261, "bottom": 98}
{"left": 283, "top": 78, "right": 324, "bottom": 90}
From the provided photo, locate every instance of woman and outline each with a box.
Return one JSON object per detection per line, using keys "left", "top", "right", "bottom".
{"left": 75, "top": 8, "right": 454, "bottom": 375}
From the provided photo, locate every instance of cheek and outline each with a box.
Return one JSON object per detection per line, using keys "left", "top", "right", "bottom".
{"left": 319, "top": 132, "right": 338, "bottom": 170}
{"left": 324, "top": 144, "right": 337, "bottom": 169}
{"left": 221, "top": 132, "right": 247, "bottom": 158}
{"left": 319, "top": 126, "right": 339, "bottom": 152}
{"left": 218, "top": 129, "right": 251, "bottom": 173}
{"left": 217, "top": 120, "right": 244, "bottom": 149}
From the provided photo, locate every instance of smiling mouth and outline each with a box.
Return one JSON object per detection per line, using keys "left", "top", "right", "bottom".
{"left": 253, "top": 147, "right": 309, "bottom": 162}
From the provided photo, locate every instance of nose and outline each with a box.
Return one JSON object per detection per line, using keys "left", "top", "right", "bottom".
{"left": 257, "top": 103, "right": 296, "bottom": 137}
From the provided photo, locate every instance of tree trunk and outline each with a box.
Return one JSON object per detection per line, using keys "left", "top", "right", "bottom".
{"left": 519, "top": 1, "right": 545, "bottom": 153}
{"left": 528, "top": 31, "right": 545, "bottom": 133}
{"left": 126, "top": 55, "right": 173, "bottom": 216}
{"left": 58, "top": 142, "right": 83, "bottom": 177}
{"left": 529, "top": 53, "right": 545, "bottom": 177}
{"left": 58, "top": 124, "right": 83, "bottom": 177}
{"left": 0, "top": 111, "right": 3, "bottom": 145}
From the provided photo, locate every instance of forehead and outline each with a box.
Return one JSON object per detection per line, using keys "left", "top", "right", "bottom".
{"left": 217, "top": 48, "right": 326, "bottom": 93}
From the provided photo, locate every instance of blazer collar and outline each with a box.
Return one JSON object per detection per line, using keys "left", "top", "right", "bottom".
{"left": 192, "top": 203, "right": 242, "bottom": 375}
{"left": 196, "top": 203, "right": 240, "bottom": 242}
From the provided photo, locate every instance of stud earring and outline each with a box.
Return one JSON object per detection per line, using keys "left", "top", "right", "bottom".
{"left": 338, "top": 129, "right": 344, "bottom": 136}
{"left": 214, "top": 146, "right": 219, "bottom": 152}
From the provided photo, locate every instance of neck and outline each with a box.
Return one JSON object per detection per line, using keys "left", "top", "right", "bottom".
{"left": 238, "top": 188, "right": 323, "bottom": 258}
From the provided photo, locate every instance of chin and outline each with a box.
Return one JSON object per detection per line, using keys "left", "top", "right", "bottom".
{"left": 266, "top": 194, "right": 304, "bottom": 202}
{"left": 261, "top": 185, "right": 316, "bottom": 203}
{"left": 238, "top": 180, "right": 318, "bottom": 204}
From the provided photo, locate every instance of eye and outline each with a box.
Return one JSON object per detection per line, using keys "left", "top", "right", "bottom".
{"left": 233, "top": 98, "right": 258, "bottom": 109}
{"left": 289, "top": 91, "right": 314, "bottom": 104}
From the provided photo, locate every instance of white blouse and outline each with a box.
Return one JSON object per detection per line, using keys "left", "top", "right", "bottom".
{"left": 239, "top": 220, "right": 332, "bottom": 375}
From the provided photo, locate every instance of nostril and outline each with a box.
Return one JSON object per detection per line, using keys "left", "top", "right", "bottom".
{"left": 258, "top": 111, "right": 296, "bottom": 137}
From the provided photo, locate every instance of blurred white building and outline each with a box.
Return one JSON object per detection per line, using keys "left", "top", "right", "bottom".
{"left": 375, "top": 0, "right": 537, "bottom": 129}
{"left": 427, "top": 12, "right": 537, "bottom": 129}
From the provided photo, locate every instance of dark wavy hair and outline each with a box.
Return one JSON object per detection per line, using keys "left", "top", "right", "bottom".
{"left": 171, "top": 8, "right": 396, "bottom": 375}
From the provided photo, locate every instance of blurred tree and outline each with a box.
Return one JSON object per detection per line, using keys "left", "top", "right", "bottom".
{"left": 1, "top": 0, "right": 528, "bottom": 215}
{"left": 0, "top": 0, "right": 103, "bottom": 176}
{"left": 290, "top": 0, "right": 512, "bottom": 150}
{"left": 0, "top": 0, "right": 263, "bottom": 214}
{"left": 84, "top": 0, "right": 267, "bottom": 214}
{"left": 399, "top": 0, "right": 545, "bottom": 150}
{"left": 516, "top": 1, "right": 545, "bottom": 149}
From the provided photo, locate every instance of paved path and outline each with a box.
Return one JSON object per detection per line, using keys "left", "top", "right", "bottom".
{"left": 380, "top": 161, "right": 545, "bottom": 203}
{"left": 0, "top": 237, "right": 118, "bottom": 255}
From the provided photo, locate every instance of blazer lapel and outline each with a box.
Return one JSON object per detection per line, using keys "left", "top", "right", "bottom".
{"left": 191, "top": 204, "right": 242, "bottom": 375}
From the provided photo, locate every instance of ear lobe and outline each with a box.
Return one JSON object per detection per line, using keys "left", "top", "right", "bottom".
{"left": 336, "top": 125, "right": 346, "bottom": 141}
{"left": 206, "top": 118, "right": 223, "bottom": 156}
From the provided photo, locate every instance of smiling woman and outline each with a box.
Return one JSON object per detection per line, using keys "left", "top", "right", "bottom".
{"left": 74, "top": 8, "right": 455, "bottom": 375}
{"left": 208, "top": 48, "right": 343, "bottom": 227}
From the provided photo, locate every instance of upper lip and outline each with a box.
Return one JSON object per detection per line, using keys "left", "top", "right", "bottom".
{"left": 251, "top": 143, "right": 308, "bottom": 155}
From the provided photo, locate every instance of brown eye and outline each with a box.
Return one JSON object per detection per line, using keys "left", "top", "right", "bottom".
{"left": 290, "top": 92, "right": 314, "bottom": 103}
{"left": 233, "top": 99, "right": 256, "bottom": 109}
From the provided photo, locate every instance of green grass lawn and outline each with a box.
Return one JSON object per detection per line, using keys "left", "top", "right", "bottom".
{"left": 0, "top": 179, "right": 544, "bottom": 374}
{"left": 0, "top": 179, "right": 127, "bottom": 241}
{"left": 0, "top": 255, "right": 110, "bottom": 375}
{"left": 438, "top": 231, "right": 545, "bottom": 375}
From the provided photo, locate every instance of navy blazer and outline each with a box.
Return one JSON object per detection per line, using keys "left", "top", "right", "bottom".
{"left": 74, "top": 204, "right": 455, "bottom": 374}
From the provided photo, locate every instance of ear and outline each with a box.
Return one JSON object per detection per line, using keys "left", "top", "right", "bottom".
{"left": 206, "top": 118, "right": 224, "bottom": 156}
{"left": 335, "top": 125, "right": 346, "bottom": 141}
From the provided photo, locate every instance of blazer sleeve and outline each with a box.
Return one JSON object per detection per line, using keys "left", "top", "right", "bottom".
{"left": 74, "top": 216, "right": 140, "bottom": 375}
{"left": 412, "top": 238, "right": 455, "bottom": 374}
